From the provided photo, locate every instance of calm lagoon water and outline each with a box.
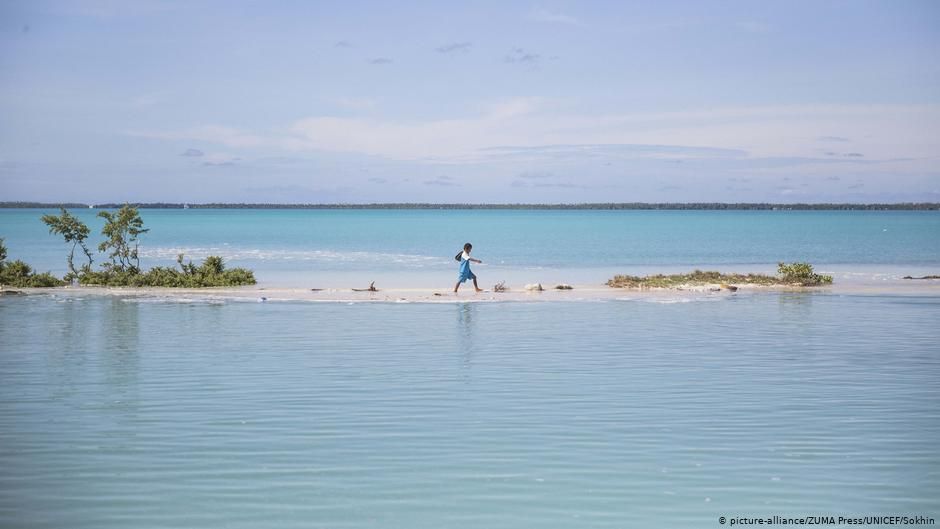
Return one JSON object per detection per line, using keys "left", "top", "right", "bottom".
{"left": 1, "top": 292, "right": 939, "bottom": 527}
{"left": 1, "top": 209, "right": 939, "bottom": 527}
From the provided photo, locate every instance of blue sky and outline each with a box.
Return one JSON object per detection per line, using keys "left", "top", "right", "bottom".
{"left": 1, "top": 0, "right": 938, "bottom": 203}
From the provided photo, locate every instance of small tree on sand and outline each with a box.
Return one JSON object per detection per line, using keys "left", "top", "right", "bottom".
{"left": 41, "top": 208, "right": 94, "bottom": 280}
{"left": 97, "top": 204, "right": 149, "bottom": 272}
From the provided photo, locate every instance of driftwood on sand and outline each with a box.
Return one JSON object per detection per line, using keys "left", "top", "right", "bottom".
{"left": 352, "top": 281, "right": 379, "bottom": 292}
{"left": 493, "top": 281, "right": 508, "bottom": 292}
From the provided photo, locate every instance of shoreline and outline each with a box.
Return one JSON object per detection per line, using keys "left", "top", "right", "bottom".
{"left": 7, "top": 278, "right": 940, "bottom": 304}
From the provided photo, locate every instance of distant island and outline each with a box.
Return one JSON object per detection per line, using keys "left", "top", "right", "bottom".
{"left": 1, "top": 202, "right": 939, "bottom": 210}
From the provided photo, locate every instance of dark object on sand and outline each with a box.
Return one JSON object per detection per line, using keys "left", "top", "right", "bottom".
{"left": 493, "top": 281, "right": 508, "bottom": 292}
{"left": 310, "top": 288, "right": 324, "bottom": 292}
{"left": 720, "top": 283, "right": 739, "bottom": 292}
{"left": 554, "top": 284, "right": 573, "bottom": 290}
{"left": 0, "top": 289, "right": 25, "bottom": 296}
{"left": 352, "top": 281, "right": 378, "bottom": 292}
{"left": 902, "top": 275, "right": 940, "bottom": 280}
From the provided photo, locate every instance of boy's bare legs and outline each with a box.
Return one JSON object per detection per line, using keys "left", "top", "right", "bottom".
{"left": 454, "top": 279, "right": 482, "bottom": 293}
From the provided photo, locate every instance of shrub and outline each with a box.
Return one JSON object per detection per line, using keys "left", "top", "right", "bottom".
{"left": 41, "top": 208, "right": 93, "bottom": 280}
{"left": 97, "top": 204, "right": 148, "bottom": 272}
{"left": 36, "top": 207, "right": 258, "bottom": 288}
{"left": 1, "top": 259, "right": 34, "bottom": 287}
{"left": 201, "top": 255, "right": 225, "bottom": 275}
{"left": 608, "top": 263, "right": 833, "bottom": 289}
{"left": 777, "top": 262, "right": 833, "bottom": 286}
{"left": 24, "top": 271, "right": 65, "bottom": 287}
{"left": 77, "top": 254, "right": 255, "bottom": 287}
{"left": 0, "top": 240, "right": 66, "bottom": 287}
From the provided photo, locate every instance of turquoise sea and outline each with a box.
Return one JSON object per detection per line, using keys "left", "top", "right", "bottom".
{"left": 2, "top": 209, "right": 940, "bottom": 286}
{"left": 2, "top": 209, "right": 939, "bottom": 527}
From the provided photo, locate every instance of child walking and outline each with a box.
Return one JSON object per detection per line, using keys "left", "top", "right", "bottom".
{"left": 454, "top": 242, "right": 483, "bottom": 293}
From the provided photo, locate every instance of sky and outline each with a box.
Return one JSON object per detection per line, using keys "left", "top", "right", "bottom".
{"left": 1, "top": 0, "right": 939, "bottom": 203}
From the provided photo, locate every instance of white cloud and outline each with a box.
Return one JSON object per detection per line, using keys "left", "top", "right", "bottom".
{"left": 528, "top": 8, "right": 583, "bottom": 26}
{"left": 287, "top": 97, "right": 549, "bottom": 159}
{"left": 504, "top": 48, "right": 541, "bottom": 65}
{"left": 129, "top": 103, "right": 940, "bottom": 168}
{"left": 286, "top": 103, "right": 940, "bottom": 162}
{"left": 436, "top": 42, "right": 472, "bottom": 54}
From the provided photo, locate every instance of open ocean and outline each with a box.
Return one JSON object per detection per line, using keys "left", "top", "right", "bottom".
{"left": 1, "top": 208, "right": 939, "bottom": 527}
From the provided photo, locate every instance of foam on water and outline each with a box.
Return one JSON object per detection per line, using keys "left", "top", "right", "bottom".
{"left": 138, "top": 246, "right": 448, "bottom": 267}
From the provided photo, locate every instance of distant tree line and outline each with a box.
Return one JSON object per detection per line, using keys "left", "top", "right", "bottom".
{"left": 1, "top": 202, "right": 89, "bottom": 209}
{"left": 3, "top": 202, "right": 939, "bottom": 210}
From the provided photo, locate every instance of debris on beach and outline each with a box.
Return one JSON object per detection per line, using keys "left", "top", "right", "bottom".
{"left": 554, "top": 284, "right": 573, "bottom": 290}
{"left": 525, "top": 283, "right": 544, "bottom": 291}
{"left": 352, "top": 281, "right": 379, "bottom": 292}
{"left": 902, "top": 275, "right": 940, "bottom": 280}
{"left": 493, "top": 281, "right": 508, "bottom": 292}
{"left": 719, "top": 283, "right": 739, "bottom": 292}
{"left": 310, "top": 288, "right": 324, "bottom": 291}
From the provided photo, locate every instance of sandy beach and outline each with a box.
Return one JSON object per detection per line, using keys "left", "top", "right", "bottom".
{"left": 10, "top": 275, "right": 940, "bottom": 304}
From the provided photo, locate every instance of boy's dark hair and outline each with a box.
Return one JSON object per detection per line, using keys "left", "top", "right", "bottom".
{"left": 455, "top": 242, "right": 472, "bottom": 261}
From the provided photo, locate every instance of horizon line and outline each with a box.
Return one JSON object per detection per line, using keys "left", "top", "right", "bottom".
{"left": 2, "top": 201, "right": 939, "bottom": 210}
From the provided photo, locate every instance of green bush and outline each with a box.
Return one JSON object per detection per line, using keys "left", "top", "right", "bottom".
{"left": 24, "top": 271, "right": 65, "bottom": 287}
{"left": 607, "top": 269, "right": 780, "bottom": 288}
{"left": 201, "top": 255, "right": 225, "bottom": 275}
{"left": 777, "top": 262, "right": 833, "bottom": 286}
{"left": 42, "top": 207, "right": 94, "bottom": 280}
{"left": 0, "top": 239, "right": 66, "bottom": 287}
{"left": 608, "top": 263, "right": 834, "bottom": 289}
{"left": 77, "top": 254, "right": 255, "bottom": 287}
{"left": 97, "top": 205, "right": 148, "bottom": 272}
{"left": 33, "top": 206, "right": 258, "bottom": 288}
